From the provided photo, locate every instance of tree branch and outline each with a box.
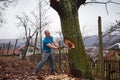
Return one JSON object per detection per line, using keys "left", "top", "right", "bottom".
{"left": 85, "top": 1, "right": 120, "bottom": 5}
{"left": 84, "top": 0, "right": 120, "bottom": 15}
{"left": 0, "top": 0, "right": 8, "bottom": 1}
{"left": 84, "top": 0, "right": 120, "bottom": 5}
{"left": 75, "top": 0, "right": 86, "bottom": 9}
{"left": 50, "top": 0, "right": 62, "bottom": 14}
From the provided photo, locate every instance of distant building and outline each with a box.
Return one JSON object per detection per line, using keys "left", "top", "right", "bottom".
{"left": 85, "top": 46, "right": 108, "bottom": 62}
{"left": 85, "top": 46, "right": 98, "bottom": 62}
{"left": 18, "top": 45, "right": 40, "bottom": 57}
{"left": 105, "top": 43, "right": 120, "bottom": 60}
{"left": 85, "top": 46, "right": 98, "bottom": 57}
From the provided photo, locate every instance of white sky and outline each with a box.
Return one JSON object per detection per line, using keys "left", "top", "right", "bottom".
{"left": 0, "top": 0, "right": 120, "bottom": 39}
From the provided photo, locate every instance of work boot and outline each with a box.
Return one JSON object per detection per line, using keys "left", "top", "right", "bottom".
{"left": 50, "top": 70, "right": 56, "bottom": 75}
{"left": 32, "top": 72, "right": 37, "bottom": 75}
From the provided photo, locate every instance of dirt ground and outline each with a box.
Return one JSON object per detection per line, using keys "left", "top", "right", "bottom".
{"left": 0, "top": 56, "right": 81, "bottom": 80}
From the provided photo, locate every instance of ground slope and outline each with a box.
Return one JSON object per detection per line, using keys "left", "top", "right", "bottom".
{"left": 0, "top": 57, "right": 77, "bottom": 80}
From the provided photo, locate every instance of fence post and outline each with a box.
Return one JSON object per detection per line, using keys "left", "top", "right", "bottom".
{"left": 33, "top": 32, "right": 38, "bottom": 61}
{"left": 119, "top": 60, "right": 120, "bottom": 79}
{"left": 107, "top": 61, "right": 111, "bottom": 80}
{"left": 13, "top": 39, "right": 18, "bottom": 55}
{"left": 0, "top": 44, "right": 2, "bottom": 55}
{"left": 7, "top": 41, "right": 11, "bottom": 55}
{"left": 59, "top": 41, "right": 62, "bottom": 72}
{"left": 104, "top": 60, "right": 106, "bottom": 79}
{"left": 2, "top": 43, "right": 5, "bottom": 55}
{"left": 98, "top": 16, "right": 104, "bottom": 80}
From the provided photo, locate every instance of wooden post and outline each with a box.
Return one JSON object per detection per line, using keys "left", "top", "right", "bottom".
{"left": 13, "top": 39, "right": 18, "bottom": 56}
{"left": 7, "top": 41, "right": 11, "bottom": 55}
{"left": 33, "top": 32, "right": 38, "bottom": 61}
{"left": 118, "top": 59, "right": 120, "bottom": 79}
{"left": 59, "top": 41, "right": 62, "bottom": 72}
{"left": 98, "top": 16, "right": 104, "bottom": 80}
{"left": 0, "top": 44, "right": 1, "bottom": 55}
{"left": 2, "top": 43, "right": 5, "bottom": 55}
{"left": 38, "top": 0, "right": 42, "bottom": 54}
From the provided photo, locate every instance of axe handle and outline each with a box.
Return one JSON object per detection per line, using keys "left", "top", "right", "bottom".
{"left": 66, "top": 49, "right": 69, "bottom": 54}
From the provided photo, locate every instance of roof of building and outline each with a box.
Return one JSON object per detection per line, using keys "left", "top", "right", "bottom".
{"left": 18, "top": 45, "right": 39, "bottom": 51}
{"left": 107, "top": 43, "right": 120, "bottom": 50}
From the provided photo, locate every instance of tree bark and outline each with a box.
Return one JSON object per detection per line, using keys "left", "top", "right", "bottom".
{"left": 50, "top": 0, "right": 93, "bottom": 79}
{"left": 21, "top": 37, "right": 29, "bottom": 60}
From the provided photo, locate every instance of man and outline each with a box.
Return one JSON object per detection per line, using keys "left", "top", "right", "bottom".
{"left": 33, "top": 30, "right": 58, "bottom": 75}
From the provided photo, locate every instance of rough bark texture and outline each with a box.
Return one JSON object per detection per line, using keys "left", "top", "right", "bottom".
{"left": 50, "top": 0, "right": 93, "bottom": 79}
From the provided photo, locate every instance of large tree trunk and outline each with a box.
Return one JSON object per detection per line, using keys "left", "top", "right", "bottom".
{"left": 50, "top": 0, "right": 93, "bottom": 79}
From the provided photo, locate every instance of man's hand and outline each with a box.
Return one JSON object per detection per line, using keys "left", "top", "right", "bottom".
{"left": 58, "top": 46, "right": 67, "bottom": 50}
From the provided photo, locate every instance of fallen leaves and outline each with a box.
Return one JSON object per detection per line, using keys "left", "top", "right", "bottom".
{"left": 0, "top": 56, "right": 39, "bottom": 79}
{"left": 0, "top": 56, "right": 78, "bottom": 80}
{"left": 45, "top": 74, "right": 76, "bottom": 80}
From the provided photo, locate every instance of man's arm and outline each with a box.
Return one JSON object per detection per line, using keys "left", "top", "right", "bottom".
{"left": 52, "top": 39, "right": 59, "bottom": 47}
{"left": 46, "top": 43, "right": 58, "bottom": 50}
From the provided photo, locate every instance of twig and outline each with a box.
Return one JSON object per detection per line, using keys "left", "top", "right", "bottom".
{"left": 85, "top": 1, "right": 120, "bottom": 5}
{"left": 105, "top": 3, "right": 109, "bottom": 15}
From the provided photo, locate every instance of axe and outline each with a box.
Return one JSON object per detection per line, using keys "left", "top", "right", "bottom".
{"left": 57, "top": 38, "right": 75, "bottom": 73}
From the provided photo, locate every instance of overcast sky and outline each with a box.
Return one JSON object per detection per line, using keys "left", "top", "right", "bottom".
{"left": 0, "top": 0, "right": 120, "bottom": 39}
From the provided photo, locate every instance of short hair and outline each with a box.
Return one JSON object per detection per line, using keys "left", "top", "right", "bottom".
{"left": 44, "top": 30, "right": 50, "bottom": 34}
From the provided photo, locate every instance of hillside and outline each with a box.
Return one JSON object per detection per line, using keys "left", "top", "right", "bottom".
{"left": 83, "top": 35, "right": 120, "bottom": 48}
{"left": 0, "top": 35, "right": 120, "bottom": 49}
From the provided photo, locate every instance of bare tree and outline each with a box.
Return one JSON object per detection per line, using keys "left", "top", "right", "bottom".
{"left": 17, "top": 14, "right": 32, "bottom": 60}
{"left": 106, "top": 20, "right": 120, "bottom": 34}
{"left": 102, "top": 20, "right": 120, "bottom": 47}
{"left": 16, "top": 1, "right": 51, "bottom": 59}
{"left": 17, "top": 14, "right": 39, "bottom": 59}
{"left": 0, "top": 0, "right": 18, "bottom": 26}
{"left": 16, "top": 14, "right": 39, "bottom": 59}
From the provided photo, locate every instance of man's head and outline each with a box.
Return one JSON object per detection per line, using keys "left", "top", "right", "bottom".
{"left": 44, "top": 30, "right": 50, "bottom": 37}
